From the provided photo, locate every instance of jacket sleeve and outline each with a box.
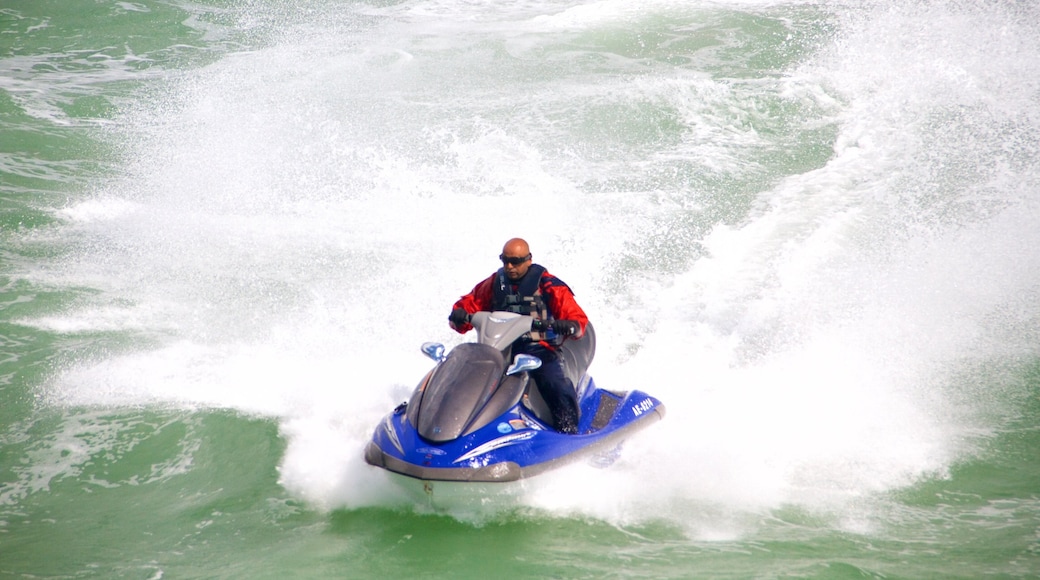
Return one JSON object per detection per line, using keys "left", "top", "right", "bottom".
{"left": 449, "top": 273, "right": 496, "bottom": 334}
{"left": 541, "top": 274, "right": 589, "bottom": 339}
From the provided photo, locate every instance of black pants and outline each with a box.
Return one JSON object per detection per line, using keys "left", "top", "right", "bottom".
{"left": 517, "top": 343, "right": 579, "bottom": 434}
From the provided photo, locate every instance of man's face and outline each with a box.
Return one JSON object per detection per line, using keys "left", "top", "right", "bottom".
{"left": 500, "top": 251, "right": 532, "bottom": 280}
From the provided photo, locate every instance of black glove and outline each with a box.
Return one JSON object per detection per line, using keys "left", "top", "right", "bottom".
{"left": 551, "top": 320, "right": 579, "bottom": 337}
{"left": 449, "top": 308, "right": 469, "bottom": 326}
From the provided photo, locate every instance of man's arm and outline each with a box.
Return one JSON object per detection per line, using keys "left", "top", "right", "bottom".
{"left": 542, "top": 275, "right": 589, "bottom": 338}
{"left": 449, "top": 274, "right": 495, "bottom": 333}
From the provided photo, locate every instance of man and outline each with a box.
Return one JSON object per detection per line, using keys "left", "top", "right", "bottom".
{"left": 449, "top": 238, "right": 589, "bottom": 434}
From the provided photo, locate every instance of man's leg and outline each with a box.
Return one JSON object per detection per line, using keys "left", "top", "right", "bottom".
{"left": 529, "top": 348, "right": 579, "bottom": 434}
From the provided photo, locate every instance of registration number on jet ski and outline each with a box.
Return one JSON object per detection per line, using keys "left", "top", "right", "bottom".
{"left": 631, "top": 398, "right": 655, "bottom": 416}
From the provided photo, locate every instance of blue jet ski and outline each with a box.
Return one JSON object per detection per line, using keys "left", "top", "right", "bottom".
{"left": 364, "top": 311, "right": 665, "bottom": 482}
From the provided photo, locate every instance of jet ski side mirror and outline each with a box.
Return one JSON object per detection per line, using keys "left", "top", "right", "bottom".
{"left": 506, "top": 354, "right": 541, "bottom": 375}
{"left": 421, "top": 342, "right": 446, "bottom": 362}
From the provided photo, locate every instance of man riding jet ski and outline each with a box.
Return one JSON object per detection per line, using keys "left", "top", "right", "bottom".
{"left": 449, "top": 238, "right": 586, "bottom": 433}
{"left": 363, "top": 239, "right": 665, "bottom": 483}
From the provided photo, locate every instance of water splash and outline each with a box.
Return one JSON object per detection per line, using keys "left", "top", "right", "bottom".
{"left": 20, "top": 0, "right": 1040, "bottom": 531}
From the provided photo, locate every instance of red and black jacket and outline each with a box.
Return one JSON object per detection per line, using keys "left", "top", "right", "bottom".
{"left": 451, "top": 265, "right": 588, "bottom": 346}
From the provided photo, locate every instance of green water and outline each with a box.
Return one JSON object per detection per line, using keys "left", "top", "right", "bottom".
{"left": 2, "top": 0, "right": 1039, "bottom": 578}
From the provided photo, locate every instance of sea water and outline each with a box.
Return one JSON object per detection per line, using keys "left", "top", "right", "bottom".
{"left": 2, "top": 0, "right": 1038, "bottom": 577}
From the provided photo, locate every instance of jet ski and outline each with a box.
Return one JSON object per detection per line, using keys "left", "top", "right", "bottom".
{"left": 364, "top": 311, "right": 665, "bottom": 482}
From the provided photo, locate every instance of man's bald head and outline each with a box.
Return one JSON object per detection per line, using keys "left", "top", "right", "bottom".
{"left": 500, "top": 238, "right": 533, "bottom": 280}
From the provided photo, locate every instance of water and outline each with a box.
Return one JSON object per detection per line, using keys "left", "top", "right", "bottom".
{"left": 2, "top": 0, "right": 1039, "bottom": 577}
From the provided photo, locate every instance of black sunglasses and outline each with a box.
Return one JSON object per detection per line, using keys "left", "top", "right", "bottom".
{"left": 499, "top": 253, "right": 531, "bottom": 266}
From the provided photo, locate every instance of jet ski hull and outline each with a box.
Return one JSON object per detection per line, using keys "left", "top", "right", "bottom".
{"left": 364, "top": 377, "right": 665, "bottom": 482}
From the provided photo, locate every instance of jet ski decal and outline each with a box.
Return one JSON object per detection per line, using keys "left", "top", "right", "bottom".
{"left": 453, "top": 431, "right": 537, "bottom": 464}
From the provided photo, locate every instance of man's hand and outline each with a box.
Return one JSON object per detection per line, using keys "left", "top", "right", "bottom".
{"left": 551, "top": 320, "right": 579, "bottom": 337}
{"left": 449, "top": 308, "right": 470, "bottom": 326}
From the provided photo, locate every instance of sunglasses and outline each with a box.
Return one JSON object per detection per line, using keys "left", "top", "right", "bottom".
{"left": 499, "top": 253, "right": 531, "bottom": 266}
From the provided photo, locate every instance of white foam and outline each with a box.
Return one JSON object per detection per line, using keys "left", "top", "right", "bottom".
{"left": 56, "top": 198, "right": 142, "bottom": 224}
{"left": 33, "top": 0, "right": 1040, "bottom": 531}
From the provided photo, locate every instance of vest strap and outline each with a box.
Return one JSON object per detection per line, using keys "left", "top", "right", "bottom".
{"left": 492, "top": 265, "right": 554, "bottom": 342}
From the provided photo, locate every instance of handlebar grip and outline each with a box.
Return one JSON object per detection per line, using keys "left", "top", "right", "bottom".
{"left": 449, "top": 308, "right": 471, "bottom": 326}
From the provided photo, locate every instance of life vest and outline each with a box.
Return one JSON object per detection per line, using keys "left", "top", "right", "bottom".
{"left": 492, "top": 264, "right": 554, "bottom": 342}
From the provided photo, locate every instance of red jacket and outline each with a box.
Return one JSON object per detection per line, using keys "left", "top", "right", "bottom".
{"left": 451, "top": 268, "right": 589, "bottom": 341}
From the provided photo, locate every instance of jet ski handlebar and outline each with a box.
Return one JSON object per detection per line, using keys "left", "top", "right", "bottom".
{"left": 452, "top": 309, "right": 548, "bottom": 331}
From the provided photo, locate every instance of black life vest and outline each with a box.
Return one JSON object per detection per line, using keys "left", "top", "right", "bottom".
{"left": 492, "top": 264, "right": 554, "bottom": 342}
